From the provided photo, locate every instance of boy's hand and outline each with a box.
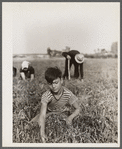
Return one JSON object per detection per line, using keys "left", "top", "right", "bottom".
{"left": 65, "top": 117, "right": 72, "bottom": 126}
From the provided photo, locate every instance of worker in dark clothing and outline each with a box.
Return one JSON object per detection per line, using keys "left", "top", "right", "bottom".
{"left": 62, "top": 50, "right": 84, "bottom": 81}
{"left": 13, "top": 67, "right": 17, "bottom": 77}
{"left": 20, "top": 61, "right": 35, "bottom": 82}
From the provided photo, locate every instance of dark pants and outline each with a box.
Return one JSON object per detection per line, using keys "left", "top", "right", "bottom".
{"left": 63, "top": 59, "right": 83, "bottom": 79}
{"left": 13, "top": 67, "right": 17, "bottom": 77}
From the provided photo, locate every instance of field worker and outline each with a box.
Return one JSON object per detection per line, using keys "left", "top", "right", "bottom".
{"left": 35, "top": 67, "right": 81, "bottom": 143}
{"left": 62, "top": 50, "right": 84, "bottom": 81}
{"left": 20, "top": 61, "right": 35, "bottom": 82}
{"left": 13, "top": 67, "right": 17, "bottom": 77}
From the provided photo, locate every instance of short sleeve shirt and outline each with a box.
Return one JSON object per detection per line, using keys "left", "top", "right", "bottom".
{"left": 20, "top": 66, "right": 35, "bottom": 78}
{"left": 41, "top": 86, "right": 78, "bottom": 112}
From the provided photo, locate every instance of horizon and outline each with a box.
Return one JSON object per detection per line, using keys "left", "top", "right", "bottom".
{"left": 12, "top": 45, "right": 115, "bottom": 55}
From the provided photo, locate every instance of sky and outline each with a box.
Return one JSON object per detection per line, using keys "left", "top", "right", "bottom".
{"left": 3, "top": 2, "right": 120, "bottom": 54}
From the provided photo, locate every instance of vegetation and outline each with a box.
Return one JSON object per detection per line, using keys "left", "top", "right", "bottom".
{"left": 84, "top": 53, "right": 118, "bottom": 59}
{"left": 13, "top": 58, "right": 118, "bottom": 143}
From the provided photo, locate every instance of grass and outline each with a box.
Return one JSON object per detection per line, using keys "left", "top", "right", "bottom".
{"left": 13, "top": 58, "right": 118, "bottom": 143}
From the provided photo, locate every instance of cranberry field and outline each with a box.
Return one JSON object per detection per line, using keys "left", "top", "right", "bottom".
{"left": 13, "top": 57, "right": 118, "bottom": 143}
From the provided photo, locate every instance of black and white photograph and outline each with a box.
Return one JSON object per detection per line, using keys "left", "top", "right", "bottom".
{"left": 2, "top": 2, "right": 120, "bottom": 147}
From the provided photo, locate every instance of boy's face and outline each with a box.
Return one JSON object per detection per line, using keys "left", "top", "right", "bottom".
{"left": 47, "top": 77, "right": 63, "bottom": 93}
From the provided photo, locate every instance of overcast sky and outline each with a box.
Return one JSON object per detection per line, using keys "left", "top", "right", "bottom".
{"left": 3, "top": 2, "right": 120, "bottom": 54}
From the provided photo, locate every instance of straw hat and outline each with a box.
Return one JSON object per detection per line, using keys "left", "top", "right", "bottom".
{"left": 75, "top": 54, "right": 84, "bottom": 64}
{"left": 21, "top": 61, "right": 30, "bottom": 69}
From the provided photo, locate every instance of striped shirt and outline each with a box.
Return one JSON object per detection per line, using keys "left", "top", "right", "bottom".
{"left": 41, "top": 86, "right": 78, "bottom": 112}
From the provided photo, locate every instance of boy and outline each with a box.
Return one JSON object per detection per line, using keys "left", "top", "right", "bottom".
{"left": 20, "top": 61, "right": 35, "bottom": 82}
{"left": 38, "top": 67, "right": 81, "bottom": 143}
{"left": 62, "top": 50, "right": 84, "bottom": 81}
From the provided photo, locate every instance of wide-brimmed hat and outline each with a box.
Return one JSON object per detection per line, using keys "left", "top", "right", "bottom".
{"left": 75, "top": 54, "right": 84, "bottom": 64}
{"left": 21, "top": 61, "right": 30, "bottom": 69}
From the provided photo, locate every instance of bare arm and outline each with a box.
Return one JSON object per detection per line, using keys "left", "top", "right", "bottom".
{"left": 38, "top": 102, "right": 47, "bottom": 143}
{"left": 30, "top": 74, "right": 34, "bottom": 82}
{"left": 20, "top": 72, "right": 26, "bottom": 81}
{"left": 66, "top": 101, "right": 81, "bottom": 125}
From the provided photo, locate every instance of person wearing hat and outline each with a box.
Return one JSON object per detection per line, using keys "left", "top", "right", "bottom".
{"left": 62, "top": 50, "right": 84, "bottom": 81}
{"left": 20, "top": 61, "right": 35, "bottom": 82}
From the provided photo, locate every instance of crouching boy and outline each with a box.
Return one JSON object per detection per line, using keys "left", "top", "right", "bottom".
{"left": 37, "top": 67, "right": 81, "bottom": 143}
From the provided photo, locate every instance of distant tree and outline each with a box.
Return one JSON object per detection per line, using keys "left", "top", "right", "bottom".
{"left": 47, "top": 48, "right": 62, "bottom": 57}
{"left": 97, "top": 48, "right": 101, "bottom": 53}
{"left": 101, "top": 49, "right": 107, "bottom": 54}
{"left": 47, "top": 47, "right": 51, "bottom": 56}
{"left": 111, "top": 42, "right": 118, "bottom": 54}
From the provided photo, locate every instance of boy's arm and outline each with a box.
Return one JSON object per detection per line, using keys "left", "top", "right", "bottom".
{"left": 38, "top": 102, "right": 47, "bottom": 143}
{"left": 66, "top": 101, "right": 81, "bottom": 125}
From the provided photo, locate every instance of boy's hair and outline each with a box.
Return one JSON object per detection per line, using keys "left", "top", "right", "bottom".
{"left": 45, "top": 67, "right": 62, "bottom": 84}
